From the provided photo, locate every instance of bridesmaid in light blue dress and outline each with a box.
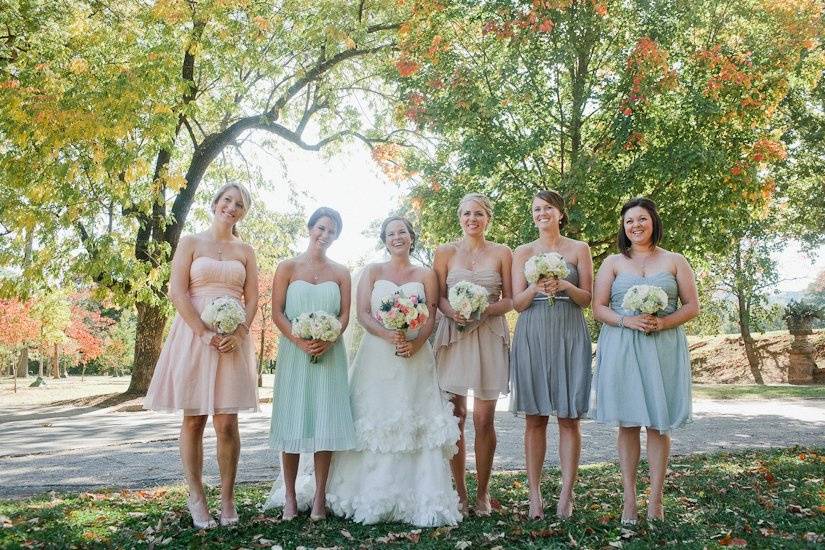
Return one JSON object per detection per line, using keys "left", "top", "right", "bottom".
{"left": 592, "top": 197, "right": 699, "bottom": 524}
{"left": 267, "top": 207, "right": 355, "bottom": 521}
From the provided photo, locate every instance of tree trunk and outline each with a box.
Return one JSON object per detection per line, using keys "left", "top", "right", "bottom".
{"left": 258, "top": 326, "right": 266, "bottom": 387}
{"left": 15, "top": 347, "right": 28, "bottom": 378}
{"left": 51, "top": 343, "right": 60, "bottom": 379}
{"left": 737, "top": 293, "right": 765, "bottom": 385}
{"left": 126, "top": 302, "right": 168, "bottom": 395}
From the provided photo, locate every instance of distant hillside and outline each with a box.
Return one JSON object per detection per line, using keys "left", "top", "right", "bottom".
{"left": 690, "top": 330, "right": 825, "bottom": 384}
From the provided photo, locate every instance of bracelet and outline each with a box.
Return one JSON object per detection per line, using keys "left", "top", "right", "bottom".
{"left": 237, "top": 322, "right": 250, "bottom": 333}
{"left": 618, "top": 316, "right": 625, "bottom": 328}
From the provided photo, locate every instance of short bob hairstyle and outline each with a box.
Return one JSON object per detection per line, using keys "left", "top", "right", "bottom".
{"left": 380, "top": 216, "right": 417, "bottom": 253}
{"left": 533, "top": 189, "right": 567, "bottom": 230}
{"left": 617, "top": 196, "right": 663, "bottom": 257}
{"left": 307, "top": 207, "right": 343, "bottom": 237}
{"left": 211, "top": 183, "right": 252, "bottom": 236}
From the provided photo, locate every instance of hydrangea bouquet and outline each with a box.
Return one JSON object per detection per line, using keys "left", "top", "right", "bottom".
{"left": 201, "top": 296, "right": 246, "bottom": 334}
{"left": 524, "top": 252, "right": 570, "bottom": 307}
{"left": 292, "top": 311, "right": 342, "bottom": 363}
{"left": 621, "top": 284, "right": 669, "bottom": 335}
{"left": 448, "top": 280, "right": 489, "bottom": 331}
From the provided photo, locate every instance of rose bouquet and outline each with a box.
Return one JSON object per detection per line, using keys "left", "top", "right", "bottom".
{"left": 201, "top": 296, "right": 246, "bottom": 334}
{"left": 621, "top": 284, "right": 669, "bottom": 335}
{"left": 291, "top": 311, "right": 342, "bottom": 363}
{"left": 524, "top": 252, "right": 569, "bottom": 307}
{"left": 376, "top": 291, "right": 429, "bottom": 355}
{"left": 448, "top": 280, "right": 489, "bottom": 331}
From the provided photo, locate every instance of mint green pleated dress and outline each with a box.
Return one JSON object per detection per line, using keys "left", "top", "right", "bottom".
{"left": 592, "top": 272, "right": 692, "bottom": 433}
{"left": 269, "top": 281, "right": 356, "bottom": 452}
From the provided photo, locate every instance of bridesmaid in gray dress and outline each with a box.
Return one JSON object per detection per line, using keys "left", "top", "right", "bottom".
{"left": 510, "top": 190, "right": 593, "bottom": 520}
{"left": 592, "top": 197, "right": 699, "bottom": 524}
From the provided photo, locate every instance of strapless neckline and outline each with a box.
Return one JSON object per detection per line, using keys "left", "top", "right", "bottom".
{"left": 193, "top": 256, "right": 244, "bottom": 267}
{"left": 289, "top": 279, "right": 338, "bottom": 288}
{"left": 449, "top": 267, "right": 501, "bottom": 276}
{"left": 615, "top": 271, "right": 676, "bottom": 281}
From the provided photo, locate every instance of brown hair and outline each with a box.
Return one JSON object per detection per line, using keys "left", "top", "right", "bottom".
{"left": 534, "top": 190, "right": 567, "bottom": 229}
{"left": 380, "top": 216, "right": 417, "bottom": 252}
{"left": 617, "top": 196, "right": 663, "bottom": 257}
{"left": 211, "top": 183, "right": 252, "bottom": 236}
{"left": 308, "top": 207, "right": 343, "bottom": 236}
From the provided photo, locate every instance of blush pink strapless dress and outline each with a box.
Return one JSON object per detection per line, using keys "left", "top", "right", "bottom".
{"left": 143, "top": 256, "right": 259, "bottom": 416}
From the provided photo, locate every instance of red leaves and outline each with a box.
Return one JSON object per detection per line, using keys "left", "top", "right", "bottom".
{"left": 396, "top": 57, "right": 421, "bottom": 77}
{"left": 719, "top": 533, "right": 748, "bottom": 546}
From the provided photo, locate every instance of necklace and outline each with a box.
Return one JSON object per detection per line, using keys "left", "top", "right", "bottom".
{"left": 636, "top": 248, "right": 657, "bottom": 276}
{"left": 465, "top": 243, "right": 485, "bottom": 269}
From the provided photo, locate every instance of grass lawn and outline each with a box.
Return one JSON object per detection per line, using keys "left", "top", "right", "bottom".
{"left": 693, "top": 384, "right": 825, "bottom": 400}
{"left": 1, "top": 447, "right": 823, "bottom": 549}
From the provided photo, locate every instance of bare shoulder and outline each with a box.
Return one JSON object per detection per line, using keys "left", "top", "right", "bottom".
{"left": 572, "top": 238, "right": 591, "bottom": 254}
{"left": 513, "top": 242, "right": 534, "bottom": 260}
{"left": 599, "top": 253, "right": 621, "bottom": 272}
{"left": 275, "top": 257, "right": 297, "bottom": 276}
{"left": 665, "top": 250, "right": 692, "bottom": 270}
{"left": 414, "top": 264, "right": 435, "bottom": 279}
{"left": 492, "top": 241, "right": 513, "bottom": 257}
{"left": 434, "top": 242, "right": 458, "bottom": 257}
{"left": 331, "top": 261, "right": 351, "bottom": 280}
{"left": 177, "top": 234, "right": 198, "bottom": 251}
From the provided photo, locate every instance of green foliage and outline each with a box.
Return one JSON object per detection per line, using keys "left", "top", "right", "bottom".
{"left": 391, "top": 0, "right": 824, "bottom": 264}
{"left": 783, "top": 299, "right": 825, "bottom": 322}
{"left": 1, "top": 447, "right": 824, "bottom": 548}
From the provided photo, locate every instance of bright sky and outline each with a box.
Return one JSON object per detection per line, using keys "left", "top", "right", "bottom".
{"left": 262, "top": 144, "right": 822, "bottom": 293}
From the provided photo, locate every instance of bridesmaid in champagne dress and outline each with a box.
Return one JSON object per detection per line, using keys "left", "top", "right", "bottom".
{"left": 510, "top": 190, "right": 593, "bottom": 520}
{"left": 265, "top": 207, "right": 356, "bottom": 521}
{"left": 144, "top": 183, "right": 260, "bottom": 529}
{"left": 592, "top": 197, "right": 699, "bottom": 524}
{"left": 433, "top": 193, "right": 513, "bottom": 516}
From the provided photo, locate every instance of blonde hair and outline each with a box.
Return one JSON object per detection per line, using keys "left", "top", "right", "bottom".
{"left": 456, "top": 192, "right": 493, "bottom": 219}
{"left": 211, "top": 183, "right": 252, "bottom": 236}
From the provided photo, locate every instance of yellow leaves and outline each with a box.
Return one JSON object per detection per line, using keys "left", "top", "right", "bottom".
{"left": 252, "top": 15, "right": 270, "bottom": 32}
{"left": 165, "top": 173, "right": 188, "bottom": 192}
{"left": 151, "top": 0, "right": 189, "bottom": 24}
{"left": 152, "top": 104, "right": 173, "bottom": 115}
{"left": 69, "top": 58, "right": 89, "bottom": 75}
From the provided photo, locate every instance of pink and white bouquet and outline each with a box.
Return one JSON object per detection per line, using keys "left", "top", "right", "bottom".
{"left": 292, "top": 311, "right": 342, "bottom": 363}
{"left": 622, "top": 284, "right": 668, "bottom": 335}
{"left": 448, "top": 280, "right": 488, "bottom": 331}
{"left": 376, "top": 291, "right": 429, "bottom": 334}
{"left": 524, "top": 252, "right": 569, "bottom": 307}
{"left": 201, "top": 296, "right": 246, "bottom": 334}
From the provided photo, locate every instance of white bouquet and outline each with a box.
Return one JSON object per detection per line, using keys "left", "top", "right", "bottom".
{"left": 524, "top": 252, "right": 570, "bottom": 307}
{"left": 448, "top": 280, "right": 489, "bottom": 331}
{"left": 200, "top": 296, "right": 246, "bottom": 334}
{"left": 291, "top": 311, "right": 342, "bottom": 363}
{"left": 622, "top": 284, "right": 669, "bottom": 335}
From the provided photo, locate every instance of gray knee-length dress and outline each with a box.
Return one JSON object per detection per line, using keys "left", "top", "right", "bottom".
{"left": 510, "top": 263, "right": 592, "bottom": 418}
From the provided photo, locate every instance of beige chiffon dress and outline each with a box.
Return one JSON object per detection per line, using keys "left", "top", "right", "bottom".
{"left": 143, "top": 256, "right": 259, "bottom": 416}
{"left": 433, "top": 268, "right": 510, "bottom": 400}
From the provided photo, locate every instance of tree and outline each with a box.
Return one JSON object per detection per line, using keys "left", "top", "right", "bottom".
{"left": 1, "top": 1, "right": 408, "bottom": 394}
{"left": 389, "top": 0, "right": 823, "bottom": 260}
{"left": 0, "top": 298, "right": 39, "bottom": 383}
{"left": 29, "top": 290, "right": 72, "bottom": 379}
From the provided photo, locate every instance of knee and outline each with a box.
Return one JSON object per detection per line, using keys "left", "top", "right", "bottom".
{"left": 182, "top": 415, "right": 208, "bottom": 433}
{"left": 474, "top": 415, "right": 495, "bottom": 434}
{"left": 526, "top": 415, "right": 549, "bottom": 433}
{"left": 557, "top": 418, "right": 580, "bottom": 432}
{"left": 212, "top": 416, "right": 239, "bottom": 439}
{"left": 453, "top": 404, "right": 467, "bottom": 424}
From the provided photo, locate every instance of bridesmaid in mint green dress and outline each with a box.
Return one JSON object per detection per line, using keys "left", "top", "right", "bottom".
{"left": 592, "top": 197, "right": 699, "bottom": 524}
{"left": 268, "top": 207, "right": 355, "bottom": 521}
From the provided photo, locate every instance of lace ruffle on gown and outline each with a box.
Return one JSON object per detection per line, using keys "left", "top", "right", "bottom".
{"left": 265, "top": 280, "right": 461, "bottom": 527}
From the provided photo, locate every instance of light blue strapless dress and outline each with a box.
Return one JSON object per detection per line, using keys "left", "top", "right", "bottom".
{"left": 269, "top": 281, "right": 356, "bottom": 452}
{"left": 592, "top": 272, "right": 692, "bottom": 432}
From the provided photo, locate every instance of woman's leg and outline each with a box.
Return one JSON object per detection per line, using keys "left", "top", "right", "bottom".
{"left": 525, "top": 414, "right": 549, "bottom": 518}
{"left": 449, "top": 394, "right": 469, "bottom": 514}
{"left": 180, "top": 415, "right": 211, "bottom": 522}
{"left": 618, "top": 426, "right": 641, "bottom": 522}
{"left": 556, "top": 417, "right": 582, "bottom": 518}
{"left": 646, "top": 428, "right": 671, "bottom": 520}
{"left": 213, "top": 413, "right": 240, "bottom": 520}
{"left": 281, "top": 452, "right": 300, "bottom": 518}
{"left": 473, "top": 397, "right": 497, "bottom": 515}
{"left": 312, "top": 451, "right": 332, "bottom": 518}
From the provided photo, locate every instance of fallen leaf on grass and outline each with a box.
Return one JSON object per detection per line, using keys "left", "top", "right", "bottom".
{"left": 455, "top": 541, "right": 471, "bottom": 549}
{"left": 530, "top": 529, "right": 559, "bottom": 539}
{"left": 719, "top": 533, "right": 748, "bottom": 546}
{"left": 598, "top": 514, "right": 615, "bottom": 525}
{"left": 430, "top": 526, "right": 454, "bottom": 540}
{"left": 0, "top": 516, "right": 11, "bottom": 528}
{"left": 785, "top": 504, "right": 812, "bottom": 517}
{"left": 490, "top": 498, "right": 501, "bottom": 510}
{"left": 340, "top": 530, "right": 353, "bottom": 541}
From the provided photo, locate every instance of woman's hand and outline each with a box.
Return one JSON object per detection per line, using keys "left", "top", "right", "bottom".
{"left": 451, "top": 311, "right": 469, "bottom": 326}
{"left": 218, "top": 333, "right": 241, "bottom": 353}
{"left": 307, "top": 339, "right": 333, "bottom": 359}
{"left": 641, "top": 313, "right": 664, "bottom": 333}
{"left": 622, "top": 315, "right": 657, "bottom": 333}
{"left": 539, "top": 276, "right": 573, "bottom": 296}
{"left": 395, "top": 336, "right": 421, "bottom": 358}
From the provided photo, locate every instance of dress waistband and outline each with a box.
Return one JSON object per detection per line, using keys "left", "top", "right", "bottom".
{"left": 532, "top": 295, "right": 571, "bottom": 302}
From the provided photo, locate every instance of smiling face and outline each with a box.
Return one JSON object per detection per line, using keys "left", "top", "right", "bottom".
{"left": 532, "top": 197, "right": 563, "bottom": 230}
{"left": 309, "top": 216, "right": 338, "bottom": 251}
{"left": 458, "top": 199, "right": 490, "bottom": 236}
{"left": 623, "top": 205, "right": 655, "bottom": 247}
{"left": 212, "top": 187, "right": 246, "bottom": 226}
{"left": 383, "top": 219, "right": 414, "bottom": 257}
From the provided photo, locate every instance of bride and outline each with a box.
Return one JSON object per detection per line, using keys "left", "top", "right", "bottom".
{"left": 325, "top": 216, "right": 462, "bottom": 527}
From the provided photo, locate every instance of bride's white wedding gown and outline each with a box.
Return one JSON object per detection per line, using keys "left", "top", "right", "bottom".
{"left": 326, "top": 279, "right": 462, "bottom": 526}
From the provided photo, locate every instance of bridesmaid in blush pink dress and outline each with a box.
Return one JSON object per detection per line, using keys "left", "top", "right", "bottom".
{"left": 433, "top": 192, "right": 513, "bottom": 517}
{"left": 144, "top": 183, "right": 260, "bottom": 529}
